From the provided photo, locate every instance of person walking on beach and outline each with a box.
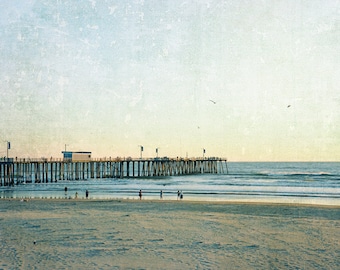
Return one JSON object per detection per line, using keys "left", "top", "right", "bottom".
{"left": 86, "top": 190, "right": 89, "bottom": 199}
{"left": 180, "top": 191, "right": 183, "bottom": 200}
{"left": 177, "top": 190, "right": 180, "bottom": 200}
{"left": 139, "top": 190, "right": 142, "bottom": 200}
{"left": 160, "top": 190, "right": 163, "bottom": 199}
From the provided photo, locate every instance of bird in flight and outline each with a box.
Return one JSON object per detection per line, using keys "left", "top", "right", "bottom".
{"left": 209, "top": 100, "right": 216, "bottom": 104}
{"left": 287, "top": 105, "right": 291, "bottom": 108}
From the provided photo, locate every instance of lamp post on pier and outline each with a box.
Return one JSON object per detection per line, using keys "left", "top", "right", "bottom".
{"left": 6, "top": 141, "right": 10, "bottom": 160}
{"left": 138, "top": 145, "right": 144, "bottom": 159}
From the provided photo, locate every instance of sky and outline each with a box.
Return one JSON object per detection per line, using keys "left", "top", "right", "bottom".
{"left": 0, "top": 0, "right": 339, "bottom": 161}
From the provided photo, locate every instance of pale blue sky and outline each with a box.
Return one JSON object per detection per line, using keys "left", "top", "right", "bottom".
{"left": 0, "top": 0, "right": 339, "bottom": 161}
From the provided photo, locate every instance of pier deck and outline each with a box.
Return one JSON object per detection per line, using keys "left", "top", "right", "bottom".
{"left": 0, "top": 157, "right": 228, "bottom": 186}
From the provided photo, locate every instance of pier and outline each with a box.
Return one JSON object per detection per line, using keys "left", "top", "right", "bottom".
{"left": 0, "top": 157, "right": 228, "bottom": 186}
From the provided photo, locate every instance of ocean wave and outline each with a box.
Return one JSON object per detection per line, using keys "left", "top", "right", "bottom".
{"left": 283, "top": 172, "right": 334, "bottom": 177}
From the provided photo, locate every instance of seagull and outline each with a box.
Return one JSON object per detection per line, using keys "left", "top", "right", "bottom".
{"left": 209, "top": 100, "right": 216, "bottom": 104}
{"left": 287, "top": 105, "right": 291, "bottom": 108}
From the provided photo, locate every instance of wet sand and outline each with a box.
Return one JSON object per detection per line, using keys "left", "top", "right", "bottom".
{"left": 0, "top": 199, "right": 339, "bottom": 269}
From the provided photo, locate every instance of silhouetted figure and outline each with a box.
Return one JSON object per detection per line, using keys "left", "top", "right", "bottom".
{"left": 160, "top": 190, "right": 163, "bottom": 199}
{"left": 86, "top": 190, "right": 89, "bottom": 199}
{"left": 139, "top": 190, "right": 142, "bottom": 200}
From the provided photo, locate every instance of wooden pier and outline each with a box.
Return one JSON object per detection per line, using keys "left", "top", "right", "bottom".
{"left": 0, "top": 157, "right": 228, "bottom": 186}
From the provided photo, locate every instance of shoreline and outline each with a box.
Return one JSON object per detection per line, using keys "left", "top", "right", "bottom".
{"left": 1, "top": 197, "right": 339, "bottom": 209}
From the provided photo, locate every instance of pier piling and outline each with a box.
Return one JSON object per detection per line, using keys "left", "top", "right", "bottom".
{"left": 0, "top": 157, "right": 227, "bottom": 186}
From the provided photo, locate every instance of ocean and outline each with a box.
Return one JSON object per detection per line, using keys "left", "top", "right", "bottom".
{"left": 1, "top": 162, "right": 339, "bottom": 206}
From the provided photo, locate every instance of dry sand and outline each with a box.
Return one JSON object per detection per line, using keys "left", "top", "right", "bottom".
{"left": 0, "top": 199, "right": 339, "bottom": 269}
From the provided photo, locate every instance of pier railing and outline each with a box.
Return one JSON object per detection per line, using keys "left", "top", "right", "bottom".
{"left": 7, "top": 157, "right": 226, "bottom": 163}
{"left": 0, "top": 157, "right": 228, "bottom": 186}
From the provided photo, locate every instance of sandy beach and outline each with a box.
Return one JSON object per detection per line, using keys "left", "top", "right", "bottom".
{"left": 0, "top": 199, "right": 339, "bottom": 269}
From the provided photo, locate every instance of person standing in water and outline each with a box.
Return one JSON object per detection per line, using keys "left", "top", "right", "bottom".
{"left": 160, "top": 190, "right": 163, "bottom": 199}
{"left": 139, "top": 190, "right": 142, "bottom": 200}
{"left": 86, "top": 190, "right": 89, "bottom": 199}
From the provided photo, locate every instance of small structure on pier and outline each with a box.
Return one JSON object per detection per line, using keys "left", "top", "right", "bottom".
{"left": 62, "top": 151, "right": 91, "bottom": 162}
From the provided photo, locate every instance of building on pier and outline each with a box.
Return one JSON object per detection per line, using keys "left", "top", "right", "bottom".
{"left": 62, "top": 151, "right": 92, "bottom": 162}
